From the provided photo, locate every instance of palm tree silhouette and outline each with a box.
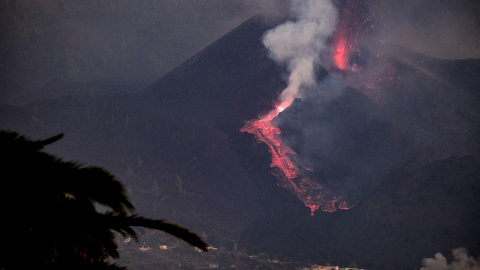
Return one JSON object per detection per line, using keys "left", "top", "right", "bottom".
{"left": 0, "top": 131, "right": 208, "bottom": 269}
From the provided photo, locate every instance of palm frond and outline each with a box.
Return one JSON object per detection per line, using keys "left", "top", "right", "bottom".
{"left": 0, "top": 130, "right": 210, "bottom": 269}
{"left": 33, "top": 133, "right": 64, "bottom": 149}
{"left": 59, "top": 165, "right": 135, "bottom": 214}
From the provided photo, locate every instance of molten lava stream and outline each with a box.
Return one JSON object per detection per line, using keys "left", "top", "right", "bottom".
{"left": 241, "top": 102, "right": 354, "bottom": 215}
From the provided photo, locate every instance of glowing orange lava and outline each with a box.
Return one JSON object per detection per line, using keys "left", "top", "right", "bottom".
{"left": 241, "top": 102, "right": 355, "bottom": 215}
{"left": 334, "top": 37, "right": 348, "bottom": 70}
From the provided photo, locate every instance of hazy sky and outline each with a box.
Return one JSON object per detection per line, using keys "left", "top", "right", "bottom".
{"left": 0, "top": 0, "right": 478, "bottom": 104}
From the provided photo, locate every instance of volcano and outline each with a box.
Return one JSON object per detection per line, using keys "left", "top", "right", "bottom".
{"left": 1, "top": 15, "right": 480, "bottom": 269}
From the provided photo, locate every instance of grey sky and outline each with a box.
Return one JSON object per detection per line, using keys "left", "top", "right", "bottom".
{"left": 0, "top": 0, "right": 478, "bottom": 104}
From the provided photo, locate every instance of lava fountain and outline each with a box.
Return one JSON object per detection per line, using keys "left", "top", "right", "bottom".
{"left": 333, "top": 32, "right": 349, "bottom": 70}
{"left": 331, "top": 0, "right": 377, "bottom": 70}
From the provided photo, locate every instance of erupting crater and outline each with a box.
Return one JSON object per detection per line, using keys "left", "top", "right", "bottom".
{"left": 240, "top": 0, "right": 373, "bottom": 215}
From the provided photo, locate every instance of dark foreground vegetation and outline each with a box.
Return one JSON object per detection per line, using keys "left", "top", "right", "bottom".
{"left": 0, "top": 131, "right": 208, "bottom": 269}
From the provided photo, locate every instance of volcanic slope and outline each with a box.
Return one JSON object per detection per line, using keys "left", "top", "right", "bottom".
{"left": 0, "top": 16, "right": 479, "bottom": 269}
{"left": 238, "top": 45, "right": 480, "bottom": 269}
{"left": 0, "top": 16, "right": 286, "bottom": 249}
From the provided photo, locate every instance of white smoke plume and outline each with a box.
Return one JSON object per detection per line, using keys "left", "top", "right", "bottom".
{"left": 421, "top": 248, "right": 480, "bottom": 270}
{"left": 262, "top": 0, "right": 338, "bottom": 106}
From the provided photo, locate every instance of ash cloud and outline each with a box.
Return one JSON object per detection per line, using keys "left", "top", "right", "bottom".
{"left": 254, "top": 0, "right": 480, "bottom": 60}
{"left": 421, "top": 248, "right": 480, "bottom": 270}
{"left": 262, "top": 0, "right": 338, "bottom": 106}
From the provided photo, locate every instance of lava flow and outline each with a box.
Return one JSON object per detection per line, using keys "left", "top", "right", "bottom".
{"left": 240, "top": 0, "right": 366, "bottom": 215}
{"left": 241, "top": 101, "right": 354, "bottom": 215}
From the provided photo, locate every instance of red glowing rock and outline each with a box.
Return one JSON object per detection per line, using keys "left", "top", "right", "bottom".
{"left": 241, "top": 103, "right": 355, "bottom": 215}
{"left": 334, "top": 35, "right": 348, "bottom": 70}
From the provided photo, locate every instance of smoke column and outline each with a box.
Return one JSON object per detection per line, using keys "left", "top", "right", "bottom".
{"left": 241, "top": 0, "right": 357, "bottom": 215}
{"left": 421, "top": 248, "right": 480, "bottom": 270}
{"left": 262, "top": 0, "right": 338, "bottom": 107}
